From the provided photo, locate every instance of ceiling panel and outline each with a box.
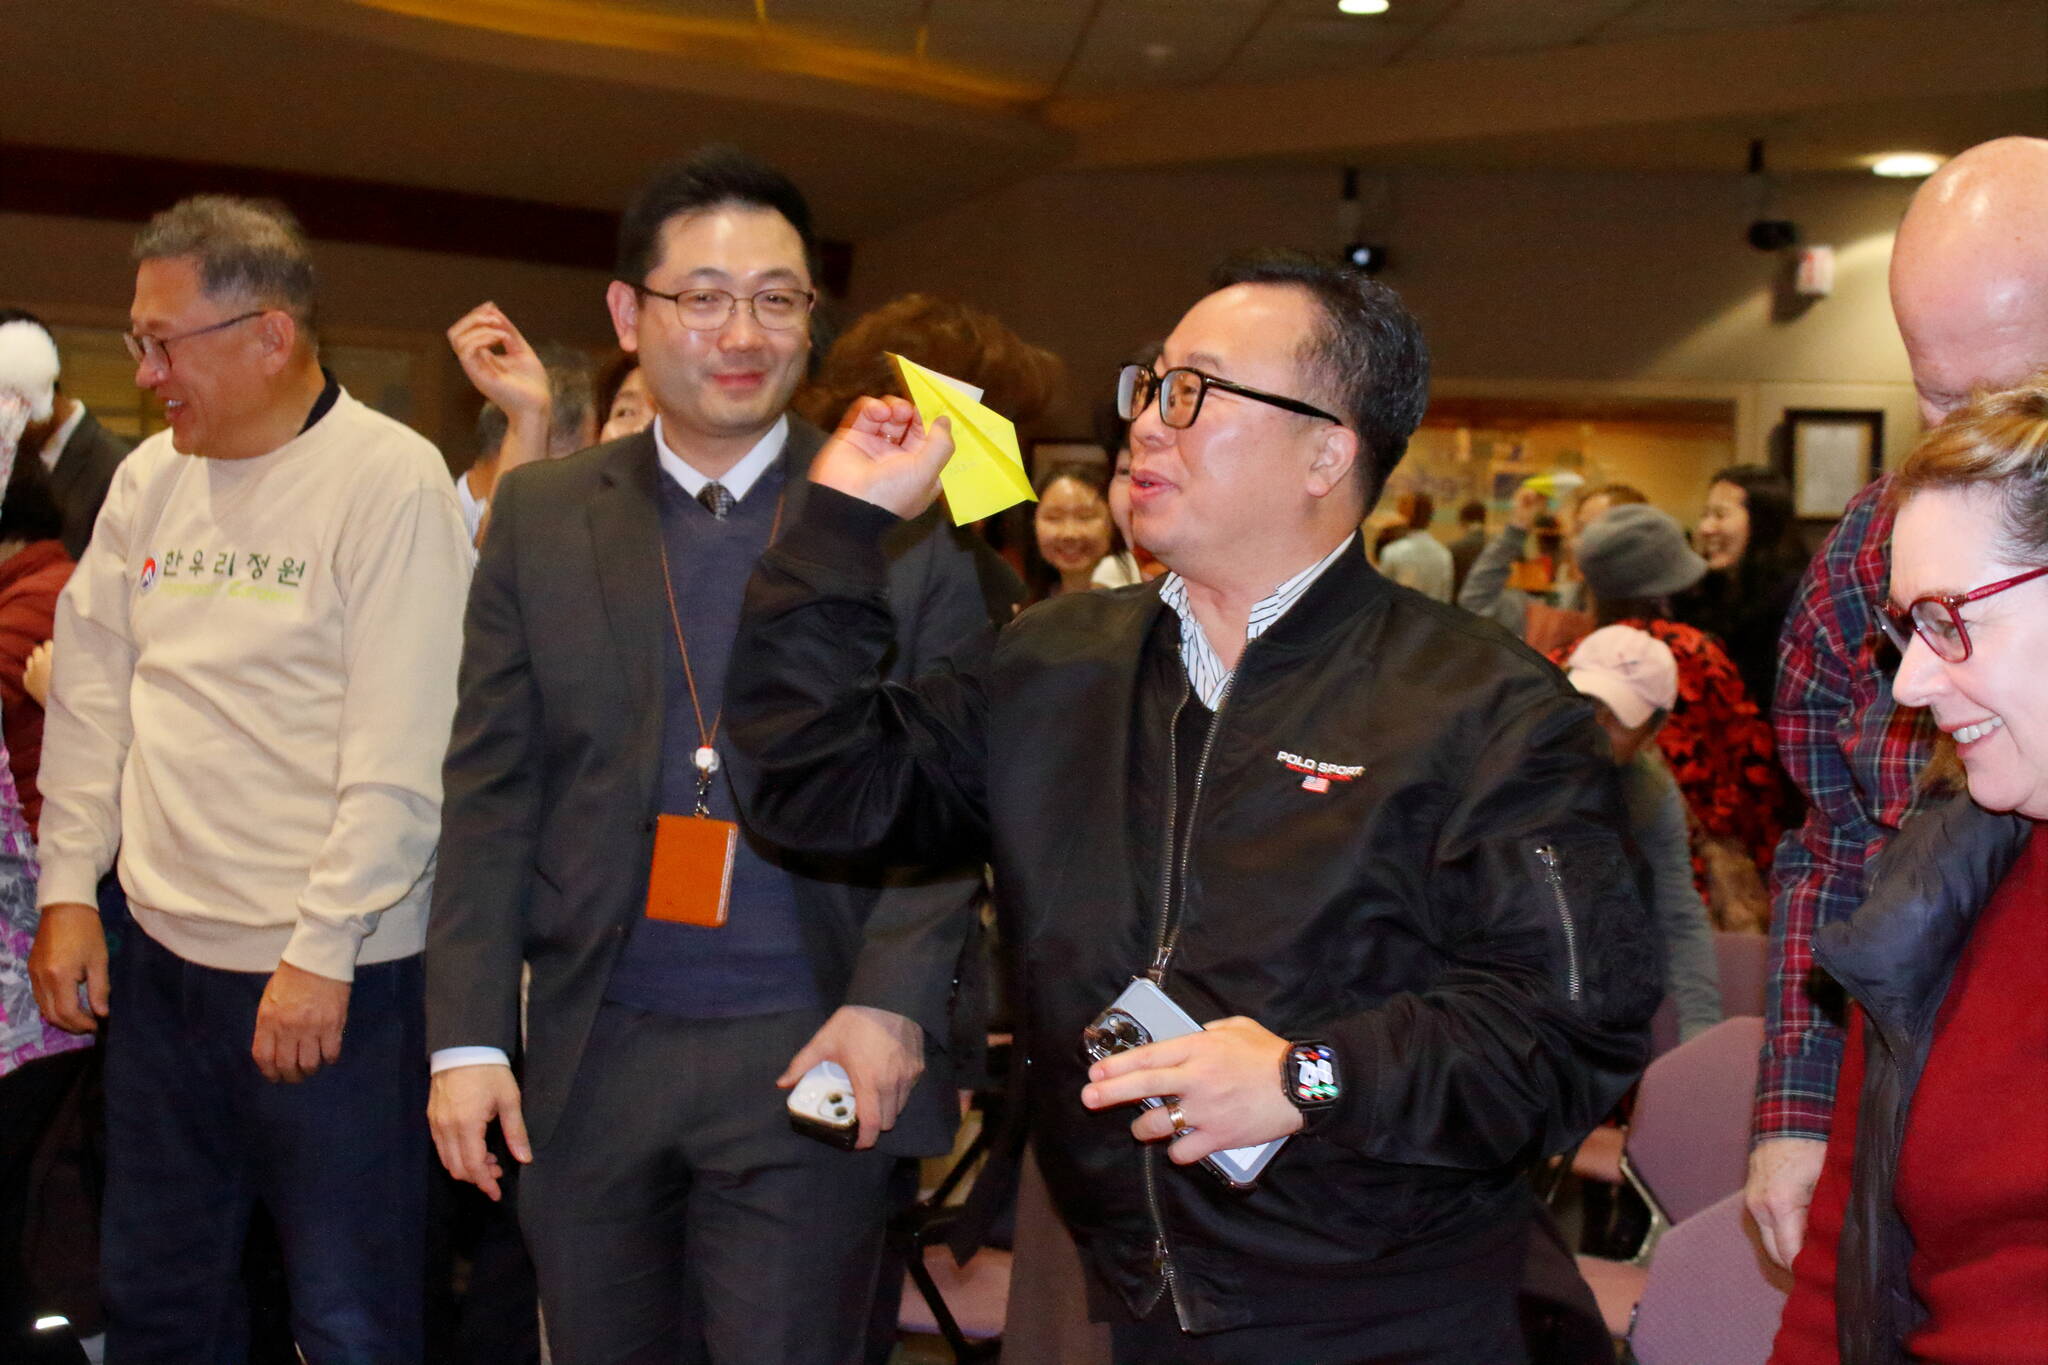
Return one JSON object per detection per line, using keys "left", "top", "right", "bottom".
{"left": 1226, "top": 0, "right": 1453, "bottom": 83}
{"left": 1056, "top": 0, "right": 1274, "bottom": 96}
{"left": 1599, "top": 0, "right": 1896, "bottom": 40}
{"left": 761, "top": 0, "right": 925, "bottom": 50}
{"left": 1399, "top": 0, "right": 1645, "bottom": 60}
{"left": 924, "top": 0, "right": 1100, "bottom": 87}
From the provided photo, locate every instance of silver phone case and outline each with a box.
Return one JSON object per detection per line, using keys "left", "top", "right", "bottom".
{"left": 1084, "top": 978, "right": 1285, "bottom": 1190}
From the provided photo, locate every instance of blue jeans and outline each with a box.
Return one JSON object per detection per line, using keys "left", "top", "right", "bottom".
{"left": 102, "top": 928, "right": 427, "bottom": 1365}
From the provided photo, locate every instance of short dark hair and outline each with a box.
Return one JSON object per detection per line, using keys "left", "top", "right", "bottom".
{"left": 1458, "top": 499, "right": 1486, "bottom": 526}
{"left": 1207, "top": 250, "right": 1430, "bottom": 508}
{"left": 132, "top": 196, "right": 318, "bottom": 331}
{"left": 615, "top": 146, "right": 818, "bottom": 286}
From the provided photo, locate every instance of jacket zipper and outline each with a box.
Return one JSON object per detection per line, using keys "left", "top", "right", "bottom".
{"left": 1533, "top": 843, "right": 1582, "bottom": 1002}
{"left": 1139, "top": 671, "right": 1234, "bottom": 1325}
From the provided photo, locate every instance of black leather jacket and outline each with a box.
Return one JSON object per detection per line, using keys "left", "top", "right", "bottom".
{"left": 729, "top": 491, "right": 1656, "bottom": 1332}
{"left": 1812, "top": 794, "right": 2031, "bottom": 1365}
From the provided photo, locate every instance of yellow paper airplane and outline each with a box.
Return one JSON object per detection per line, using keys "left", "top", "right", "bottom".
{"left": 889, "top": 353, "right": 1036, "bottom": 524}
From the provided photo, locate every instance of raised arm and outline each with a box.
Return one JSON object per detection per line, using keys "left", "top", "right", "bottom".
{"left": 725, "top": 398, "right": 992, "bottom": 865}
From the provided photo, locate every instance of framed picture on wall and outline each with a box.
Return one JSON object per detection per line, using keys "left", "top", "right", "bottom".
{"left": 1780, "top": 409, "right": 1884, "bottom": 521}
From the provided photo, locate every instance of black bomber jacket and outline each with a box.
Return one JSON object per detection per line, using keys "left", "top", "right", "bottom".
{"left": 728, "top": 488, "right": 1658, "bottom": 1333}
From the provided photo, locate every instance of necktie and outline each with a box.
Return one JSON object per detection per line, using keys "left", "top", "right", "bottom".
{"left": 697, "top": 481, "right": 734, "bottom": 520}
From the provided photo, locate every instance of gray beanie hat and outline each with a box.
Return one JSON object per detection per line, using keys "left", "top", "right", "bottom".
{"left": 1576, "top": 503, "right": 1707, "bottom": 600}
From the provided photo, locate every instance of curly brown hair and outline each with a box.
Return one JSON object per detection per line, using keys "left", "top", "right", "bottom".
{"left": 793, "top": 294, "right": 1063, "bottom": 431}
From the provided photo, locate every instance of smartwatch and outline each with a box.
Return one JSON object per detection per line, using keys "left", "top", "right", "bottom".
{"left": 1282, "top": 1039, "right": 1341, "bottom": 1121}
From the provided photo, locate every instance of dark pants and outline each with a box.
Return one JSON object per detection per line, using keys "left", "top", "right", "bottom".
{"left": 101, "top": 929, "right": 428, "bottom": 1365}
{"left": 1108, "top": 1232, "right": 1529, "bottom": 1365}
{"left": 0, "top": 1047, "right": 96, "bottom": 1364}
{"left": 520, "top": 1003, "right": 895, "bottom": 1365}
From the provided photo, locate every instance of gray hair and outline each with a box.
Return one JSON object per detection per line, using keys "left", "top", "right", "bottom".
{"left": 133, "top": 196, "right": 318, "bottom": 332}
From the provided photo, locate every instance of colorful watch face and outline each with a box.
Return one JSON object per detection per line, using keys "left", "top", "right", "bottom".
{"left": 1288, "top": 1042, "right": 1340, "bottom": 1107}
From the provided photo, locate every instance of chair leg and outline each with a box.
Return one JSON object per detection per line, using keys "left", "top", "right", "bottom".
{"left": 905, "top": 1250, "right": 1001, "bottom": 1363}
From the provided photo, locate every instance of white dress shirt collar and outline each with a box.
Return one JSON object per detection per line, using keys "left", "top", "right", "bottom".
{"left": 39, "top": 401, "right": 87, "bottom": 473}
{"left": 653, "top": 414, "right": 789, "bottom": 503}
{"left": 1157, "top": 533, "right": 1358, "bottom": 710}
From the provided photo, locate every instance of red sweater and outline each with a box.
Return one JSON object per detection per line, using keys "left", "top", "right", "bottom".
{"left": 1771, "top": 826, "right": 2048, "bottom": 1364}
{"left": 0, "top": 540, "right": 75, "bottom": 834}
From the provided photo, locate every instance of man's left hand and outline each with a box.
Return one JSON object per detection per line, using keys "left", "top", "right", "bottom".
{"left": 1081, "top": 1016, "right": 1304, "bottom": 1165}
{"left": 252, "top": 960, "right": 352, "bottom": 1084}
{"left": 778, "top": 1005, "right": 924, "bottom": 1150}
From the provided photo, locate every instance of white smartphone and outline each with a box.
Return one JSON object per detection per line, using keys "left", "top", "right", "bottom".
{"left": 1082, "top": 978, "right": 1286, "bottom": 1190}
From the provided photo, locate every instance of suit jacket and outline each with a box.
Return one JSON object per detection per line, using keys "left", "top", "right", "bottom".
{"left": 50, "top": 409, "right": 132, "bottom": 561}
{"left": 426, "top": 420, "right": 1006, "bottom": 1156}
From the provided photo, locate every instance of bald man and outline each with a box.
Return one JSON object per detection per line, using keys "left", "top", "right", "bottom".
{"left": 1747, "top": 136, "right": 2048, "bottom": 1269}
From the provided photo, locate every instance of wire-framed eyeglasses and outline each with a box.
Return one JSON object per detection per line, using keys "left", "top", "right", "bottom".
{"left": 123, "top": 310, "right": 267, "bottom": 368}
{"left": 1116, "top": 363, "right": 1345, "bottom": 431}
{"left": 634, "top": 285, "right": 816, "bottom": 332}
{"left": 1877, "top": 564, "right": 2048, "bottom": 663}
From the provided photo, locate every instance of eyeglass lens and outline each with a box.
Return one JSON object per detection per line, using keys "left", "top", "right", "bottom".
{"left": 1880, "top": 601, "right": 1968, "bottom": 663}
{"left": 1115, "top": 366, "right": 1208, "bottom": 430}
{"left": 670, "top": 289, "right": 810, "bottom": 331}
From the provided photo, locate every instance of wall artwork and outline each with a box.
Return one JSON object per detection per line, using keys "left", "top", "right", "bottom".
{"left": 1781, "top": 409, "right": 1884, "bottom": 522}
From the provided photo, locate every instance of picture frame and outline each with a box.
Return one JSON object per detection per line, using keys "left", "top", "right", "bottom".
{"left": 1779, "top": 409, "right": 1883, "bottom": 521}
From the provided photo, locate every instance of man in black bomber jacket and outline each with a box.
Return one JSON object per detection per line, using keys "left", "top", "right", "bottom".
{"left": 726, "top": 251, "right": 1656, "bottom": 1364}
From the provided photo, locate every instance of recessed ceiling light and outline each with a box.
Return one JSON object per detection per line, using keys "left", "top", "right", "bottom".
{"left": 1870, "top": 153, "right": 1943, "bottom": 178}
{"left": 1338, "top": 0, "right": 1391, "bottom": 14}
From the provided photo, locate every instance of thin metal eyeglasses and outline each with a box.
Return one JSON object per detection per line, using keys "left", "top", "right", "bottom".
{"left": 122, "top": 310, "right": 266, "bottom": 368}
{"left": 1877, "top": 564, "right": 2048, "bottom": 663}
{"left": 634, "top": 285, "right": 816, "bottom": 332}
{"left": 1116, "top": 363, "right": 1345, "bottom": 430}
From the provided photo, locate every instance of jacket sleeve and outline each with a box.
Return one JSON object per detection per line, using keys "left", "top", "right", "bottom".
{"left": 839, "top": 512, "right": 1007, "bottom": 1044}
{"left": 726, "top": 485, "right": 992, "bottom": 869}
{"left": 1631, "top": 753, "right": 1723, "bottom": 1042}
{"left": 1314, "top": 685, "right": 1657, "bottom": 1169}
{"left": 1455, "top": 526, "right": 1532, "bottom": 638}
{"left": 424, "top": 472, "right": 542, "bottom": 1056}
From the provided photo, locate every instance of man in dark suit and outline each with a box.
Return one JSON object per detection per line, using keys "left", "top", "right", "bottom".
{"left": 0, "top": 310, "right": 133, "bottom": 559}
{"left": 424, "top": 148, "right": 1003, "bottom": 1365}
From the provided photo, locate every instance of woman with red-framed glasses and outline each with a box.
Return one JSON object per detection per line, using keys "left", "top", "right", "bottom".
{"left": 1771, "top": 382, "right": 2048, "bottom": 1365}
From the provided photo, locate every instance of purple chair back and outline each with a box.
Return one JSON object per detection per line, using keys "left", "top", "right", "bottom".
{"left": 1627, "top": 1015, "right": 1764, "bottom": 1226}
{"left": 1629, "top": 1191, "right": 1792, "bottom": 1364}
{"left": 1714, "top": 931, "right": 1768, "bottom": 1020}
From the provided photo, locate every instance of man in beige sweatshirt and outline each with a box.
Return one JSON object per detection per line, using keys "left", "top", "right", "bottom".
{"left": 27, "top": 196, "right": 471, "bottom": 1363}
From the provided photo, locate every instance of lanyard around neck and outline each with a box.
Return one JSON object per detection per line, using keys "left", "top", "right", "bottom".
{"left": 654, "top": 480, "right": 787, "bottom": 813}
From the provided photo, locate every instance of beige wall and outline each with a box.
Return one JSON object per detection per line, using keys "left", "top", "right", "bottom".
{"left": 2, "top": 212, "right": 619, "bottom": 467}
{"left": 848, "top": 164, "right": 1925, "bottom": 491}
{"left": 6, "top": 162, "right": 1928, "bottom": 485}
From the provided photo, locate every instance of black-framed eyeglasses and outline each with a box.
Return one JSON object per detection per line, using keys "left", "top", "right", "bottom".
{"left": 123, "top": 310, "right": 267, "bottom": 368}
{"left": 1116, "top": 364, "right": 1345, "bottom": 431}
{"left": 1877, "top": 565, "right": 2048, "bottom": 664}
{"left": 634, "top": 285, "right": 816, "bottom": 332}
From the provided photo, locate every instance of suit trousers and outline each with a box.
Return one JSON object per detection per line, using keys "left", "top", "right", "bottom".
{"left": 101, "top": 928, "right": 428, "bottom": 1365}
{"left": 520, "top": 1002, "right": 895, "bottom": 1365}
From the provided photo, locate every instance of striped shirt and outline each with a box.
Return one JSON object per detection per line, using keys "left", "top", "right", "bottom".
{"left": 1157, "top": 535, "right": 1356, "bottom": 709}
